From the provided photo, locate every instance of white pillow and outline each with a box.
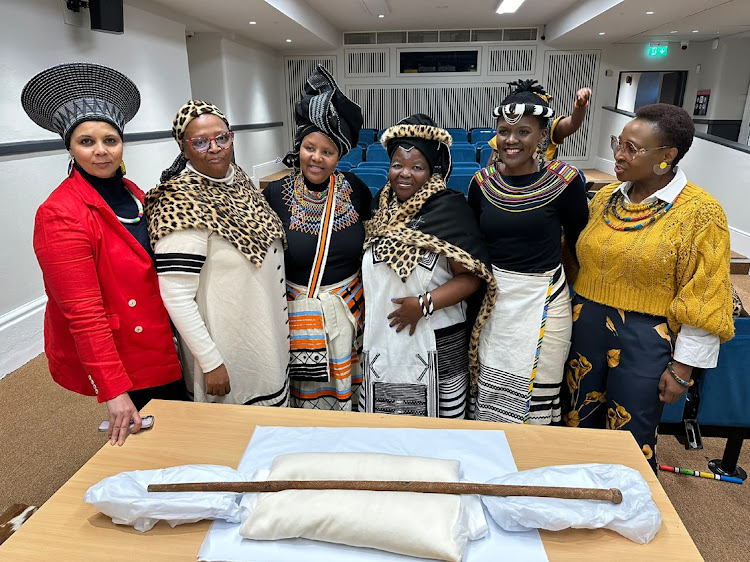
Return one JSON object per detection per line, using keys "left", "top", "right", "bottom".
{"left": 239, "top": 452, "right": 487, "bottom": 562}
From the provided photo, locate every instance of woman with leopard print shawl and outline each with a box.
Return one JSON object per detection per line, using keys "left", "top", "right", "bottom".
{"left": 263, "top": 65, "right": 372, "bottom": 411}
{"left": 145, "top": 100, "right": 290, "bottom": 408}
{"left": 360, "top": 114, "right": 496, "bottom": 419}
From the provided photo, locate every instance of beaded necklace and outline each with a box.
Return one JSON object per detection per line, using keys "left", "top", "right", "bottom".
{"left": 116, "top": 189, "right": 144, "bottom": 224}
{"left": 283, "top": 171, "right": 359, "bottom": 235}
{"left": 474, "top": 160, "right": 577, "bottom": 213}
{"left": 603, "top": 189, "right": 677, "bottom": 231}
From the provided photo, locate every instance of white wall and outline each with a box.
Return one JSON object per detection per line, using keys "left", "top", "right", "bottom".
{"left": 595, "top": 108, "right": 750, "bottom": 256}
{"left": 186, "top": 33, "right": 289, "bottom": 182}
{"left": 616, "top": 72, "right": 641, "bottom": 111}
{"left": 704, "top": 38, "right": 750, "bottom": 121}
{"left": 0, "top": 0, "right": 192, "bottom": 377}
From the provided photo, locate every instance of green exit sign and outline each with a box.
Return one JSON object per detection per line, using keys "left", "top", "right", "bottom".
{"left": 648, "top": 44, "right": 668, "bottom": 57}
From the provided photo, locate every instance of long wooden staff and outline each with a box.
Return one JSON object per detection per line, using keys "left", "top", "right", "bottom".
{"left": 148, "top": 480, "right": 623, "bottom": 504}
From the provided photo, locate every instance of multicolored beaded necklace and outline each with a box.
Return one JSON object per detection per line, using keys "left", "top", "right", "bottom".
{"left": 603, "top": 189, "right": 678, "bottom": 231}
{"left": 475, "top": 160, "right": 578, "bottom": 212}
{"left": 283, "top": 171, "right": 359, "bottom": 235}
{"left": 117, "top": 189, "right": 144, "bottom": 224}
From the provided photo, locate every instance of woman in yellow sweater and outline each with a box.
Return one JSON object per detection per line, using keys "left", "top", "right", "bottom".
{"left": 562, "top": 103, "right": 734, "bottom": 470}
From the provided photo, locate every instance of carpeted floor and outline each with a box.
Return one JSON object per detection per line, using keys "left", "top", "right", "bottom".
{"left": 1, "top": 353, "right": 749, "bottom": 560}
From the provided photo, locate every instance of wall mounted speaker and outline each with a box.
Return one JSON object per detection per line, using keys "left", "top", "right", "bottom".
{"left": 89, "top": 0, "right": 123, "bottom": 34}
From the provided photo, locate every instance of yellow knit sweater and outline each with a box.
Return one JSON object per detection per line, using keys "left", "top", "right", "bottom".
{"left": 574, "top": 181, "right": 734, "bottom": 342}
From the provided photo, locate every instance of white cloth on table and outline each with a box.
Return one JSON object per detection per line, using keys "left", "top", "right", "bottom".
{"left": 198, "top": 426, "right": 549, "bottom": 562}
{"left": 240, "top": 452, "right": 486, "bottom": 562}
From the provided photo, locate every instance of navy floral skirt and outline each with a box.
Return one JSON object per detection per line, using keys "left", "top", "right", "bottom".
{"left": 561, "top": 295, "right": 673, "bottom": 471}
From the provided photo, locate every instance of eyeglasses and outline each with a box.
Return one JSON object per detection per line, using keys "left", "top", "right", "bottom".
{"left": 188, "top": 131, "right": 234, "bottom": 153}
{"left": 610, "top": 135, "right": 669, "bottom": 162}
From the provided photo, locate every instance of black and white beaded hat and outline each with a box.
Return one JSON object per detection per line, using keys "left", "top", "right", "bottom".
{"left": 21, "top": 62, "right": 140, "bottom": 147}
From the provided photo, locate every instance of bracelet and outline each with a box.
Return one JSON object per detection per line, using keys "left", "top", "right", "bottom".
{"left": 667, "top": 362, "right": 694, "bottom": 387}
{"left": 417, "top": 294, "right": 429, "bottom": 318}
{"left": 417, "top": 293, "right": 434, "bottom": 319}
{"left": 425, "top": 291, "right": 434, "bottom": 316}
{"left": 574, "top": 98, "right": 588, "bottom": 109}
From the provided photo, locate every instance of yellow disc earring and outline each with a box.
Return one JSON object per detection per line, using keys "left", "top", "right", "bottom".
{"left": 653, "top": 161, "right": 671, "bottom": 176}
{"left": 119, "top": 161, "right": 127, "bottom": 175}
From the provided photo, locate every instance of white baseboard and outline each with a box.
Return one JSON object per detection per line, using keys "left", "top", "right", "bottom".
{"left": 730, "top": 227, "right": 750, "bottom": 263}
{"left": 0, "top": 296, "right": 47, "bottom": 380}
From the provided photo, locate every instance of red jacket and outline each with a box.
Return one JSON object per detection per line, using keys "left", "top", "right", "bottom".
{"left": 33, "top": 169, "right": 182, "bottom": 402}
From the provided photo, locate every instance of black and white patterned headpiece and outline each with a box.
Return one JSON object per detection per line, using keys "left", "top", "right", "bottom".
{"left": 492, "top": 103, "right": 555, "bottom": 125}
{"left": 282, "top": 65, "right": 363, "bottom": 168}
{"left": 21, "top": 62, "right": 140, "bottom": 148}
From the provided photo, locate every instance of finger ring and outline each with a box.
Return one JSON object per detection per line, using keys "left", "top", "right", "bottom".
{"left": 113, "top": 426, "right": 120, "bottom": 429}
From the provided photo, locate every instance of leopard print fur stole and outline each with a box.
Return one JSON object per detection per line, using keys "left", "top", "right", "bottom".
{"left": 145, "top": 164, "right": 285, "bottom": 268}
{"left": 365, "top": 175, "right": 497, "bottom": 392}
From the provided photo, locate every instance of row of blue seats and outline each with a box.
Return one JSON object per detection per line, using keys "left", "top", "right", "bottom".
{"left": 341, "top": 166, "right": 476, "bottom": 197}
{"left": 341, "top": 144, "right": 495, "bottom": 167}
{"left": 358, "top": 128, "right": 496, "bottom": 146}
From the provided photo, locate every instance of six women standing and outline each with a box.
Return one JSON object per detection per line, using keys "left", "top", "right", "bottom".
{"left": 21, "top": 62, "right": 736, "bottom": 454}
{"left": 263, "top": 66, "right": 372, "bottom": 411}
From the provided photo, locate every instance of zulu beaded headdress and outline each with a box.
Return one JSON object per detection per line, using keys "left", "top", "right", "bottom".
{"left": 21, "top": 62, "right": 140, "bottom": 148}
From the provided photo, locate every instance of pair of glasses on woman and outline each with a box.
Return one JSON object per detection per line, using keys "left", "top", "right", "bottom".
{"left": 188, "top": 131, "right": 234, "bottom": 153}
{"left": 610, "top": 135, "right": 669, "bottom": 162}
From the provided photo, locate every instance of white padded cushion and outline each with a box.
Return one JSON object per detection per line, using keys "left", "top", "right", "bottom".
{"left": 239, "top": 452, "right": 477, "bottom": 562}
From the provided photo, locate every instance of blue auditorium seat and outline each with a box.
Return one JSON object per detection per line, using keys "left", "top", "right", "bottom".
{"left": 446, "top": 172, "right": 474, "bottom": 196}
{"left": 470, "top": 128, "right": 495, "bottom": 145}
{"left": 359, "top": 128, "right": 377, "bottom": 144}
{"left": 339, "top": 147, "right": 363, "bottom": 166}
{"left": 452, "top": 162, "right": 480, "bottom": 172}
{"left": 451, "top": 146, "right": 478, "bottom": 163}
{"left": 446, "top": 128, "right": 469, "bottom": 143}
{"left": 366, "top": 144, "right": 390, "bottom": 162}
{"left": 336, "top": 162, "right": 352, "bottom": 172}
{"left": 479, "top": 145, "right": 494, "bottom": 167}
{"left": 660, "top": 317, "right": 750, "bottom": 479}
{"left": 352, "top": 168, "right": 388, "bottom": 195}
{"left": 356, "top": 161, "right": 390, "bottom": 170}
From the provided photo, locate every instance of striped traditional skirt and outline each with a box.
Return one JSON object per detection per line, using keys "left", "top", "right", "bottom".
{"left": 286, "top": 272, "right": 364, "bottom": 411}
{"left": 475, "top": 265, "right": 571, "bottom": 424}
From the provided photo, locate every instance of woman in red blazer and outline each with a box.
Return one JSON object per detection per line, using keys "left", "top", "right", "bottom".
{"left": 22, "top": 63, "right": 184, "bottom": 445}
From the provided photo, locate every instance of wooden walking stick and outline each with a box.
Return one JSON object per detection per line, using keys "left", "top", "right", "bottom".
{"left": 148, "top": 480, "right": 623, "bottom": 504}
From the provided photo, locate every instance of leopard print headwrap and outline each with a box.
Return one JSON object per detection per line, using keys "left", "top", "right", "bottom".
{"left": 171, "top": 100, "right": 229, "bottom": 149}
{"left": 364, "top": 176, "right": 497, "bottom": 392}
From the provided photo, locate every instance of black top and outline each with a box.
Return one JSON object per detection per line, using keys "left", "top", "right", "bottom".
{"left": 467, "top": 168, "right": 588, "bottom": 273}
{"left": 264, "top": 171, "right": 373, "bottom": 286}
{"left": 75, "top": 164, "right": 153, "bottom": 259}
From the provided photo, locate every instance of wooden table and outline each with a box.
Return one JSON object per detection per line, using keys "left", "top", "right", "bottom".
{"left": 581, "top": 168, "right": 617, "bottom": 191}
{"left": 0, "top": 401, "right": 701, "bottom": 561}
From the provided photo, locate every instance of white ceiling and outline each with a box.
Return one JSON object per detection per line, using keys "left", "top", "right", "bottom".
{"left": 130, "top": 0, "right": 750, "bottom": 51}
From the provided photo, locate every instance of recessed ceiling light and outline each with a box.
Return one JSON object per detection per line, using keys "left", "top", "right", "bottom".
{"left": 378, "top": 14, "right": 385, "bottom": 18}
{"left": 670, "top": 30, "right": 678, "bottom": 33}
{"left": 646, "top": 11, "right": 654, "bottom": 15}
{"left": 599, "top": 32, "right": 606, "bottom": 35}
{"left": 249, "top": 21, "right": 256, "bottom": 25}
{"left": 496, "top": 0, "right": 526, "bottom": 14}
{"left": 285, "top": 38, "right": 292, "bottom": 42}
{"left": 692, "top": 29, "right": 699, "bottom": 33}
